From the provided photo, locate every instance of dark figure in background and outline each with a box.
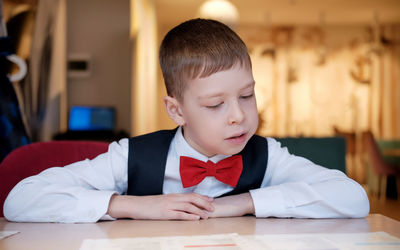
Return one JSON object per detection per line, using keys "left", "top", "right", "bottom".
{"left": 0, "top": 37, "right": 30, "bottom": 162}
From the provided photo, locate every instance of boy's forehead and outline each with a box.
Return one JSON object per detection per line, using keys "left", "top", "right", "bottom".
{"left": 184, "top": 67, "right": 254, "bottom": 97}
{"left": 187, "top": 63, "right": 253, "bottom": 82}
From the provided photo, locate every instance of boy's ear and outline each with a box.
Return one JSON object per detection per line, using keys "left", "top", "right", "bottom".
{"left": 163, "top": 96, "right": 186, "bottom": 126}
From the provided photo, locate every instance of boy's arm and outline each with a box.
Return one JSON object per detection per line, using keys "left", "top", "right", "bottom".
{"left": 207, "top": 192, "right": 254, "bottom": 218}
{"left": 4, "top": 138, "right": 214, "bottom": 222}
{"left": 3, "top": 140, "right": 129, "bottom": 223}
{"left": 211, "top": 138, "right": 369, "bottom": 219}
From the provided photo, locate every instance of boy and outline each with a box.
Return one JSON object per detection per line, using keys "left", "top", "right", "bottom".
{"left": 4, "top": 19, "right": 369, "bottom": 223}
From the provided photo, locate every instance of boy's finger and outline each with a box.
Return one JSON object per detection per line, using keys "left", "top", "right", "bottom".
{"left": 167, "top": 210, "right": 201, "bottom": 220}
{"left": 183, "top": 192, "right": 213, "bottom": 200}
{"left": 172, "top": 202, "right": 209, "bottom": 219}
{"left": 176, "top": 193, "right": 214, "bottom": 212}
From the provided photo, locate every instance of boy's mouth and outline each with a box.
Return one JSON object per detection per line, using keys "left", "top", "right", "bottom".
{"left": 226, "top": 133, "right": 247, "bottom": 144}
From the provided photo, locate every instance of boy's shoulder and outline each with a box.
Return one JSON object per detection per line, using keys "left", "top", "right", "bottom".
{"left": 244, "top": 134, "right": 267, "bottom": 152}
{"left": 252, "top": 134, "right": 266, "bottom": 140}
{"left": 130, "top": 128, "right": 178, "bottom": 142}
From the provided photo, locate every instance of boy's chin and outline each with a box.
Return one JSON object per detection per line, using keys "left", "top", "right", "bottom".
{"left": 220, "top": 144, "right": 247, "bottom": 156}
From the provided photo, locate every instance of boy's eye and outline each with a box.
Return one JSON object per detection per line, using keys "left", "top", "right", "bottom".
{"left": 206, "top": 103, "right": 223, "bottom": 109}
{"left": 241, "top": 93, "right": 254, "bottom": 99}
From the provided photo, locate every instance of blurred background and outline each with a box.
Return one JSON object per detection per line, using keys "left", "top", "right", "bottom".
{"left": 1, "top": 0, "right": 399, "bottom": 218}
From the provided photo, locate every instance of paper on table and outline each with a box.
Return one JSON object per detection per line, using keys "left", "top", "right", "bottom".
{"left": 245, "top": 232, "right": 400, "bottom": 249}
{"left": 0, "top": 231, "right": 19, "bottom": 240}
{"left": 80, "top": 233, "right": 245, "bottom": 250}
{"left": 80, "top": 232, "right": 400, "bottom": 250}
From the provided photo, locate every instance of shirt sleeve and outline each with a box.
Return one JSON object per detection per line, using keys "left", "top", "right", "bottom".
{"left": 3, "top": 139, "right": 129, "bottom": 223}
{"left": 249, "top": 138, "right": 370, "bottom": 218}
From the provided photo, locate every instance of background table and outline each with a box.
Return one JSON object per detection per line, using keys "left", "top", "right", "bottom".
{"left": 0, "top": 214, "right": 399, "bottom": 250}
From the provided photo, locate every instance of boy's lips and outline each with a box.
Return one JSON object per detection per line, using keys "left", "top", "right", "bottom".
{"left": 226, "top": 132, "right": 247, "bottom": 145}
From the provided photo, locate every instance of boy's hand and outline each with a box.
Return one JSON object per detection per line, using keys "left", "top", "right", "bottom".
{"left": 107, "top": 193, "right": 214, "bottom": 220}
{"left": 208, "top": 192, "right": 255, "bottom": 218}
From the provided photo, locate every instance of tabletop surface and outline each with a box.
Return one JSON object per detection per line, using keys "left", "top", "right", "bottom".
{"left": 0, "top": 214, "right": 399, "bottom": 250}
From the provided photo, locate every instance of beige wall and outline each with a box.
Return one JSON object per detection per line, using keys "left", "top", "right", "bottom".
{"left": 67, "top": 0, "right": 132, "bottom": 135}
{"left": 155, "top": 24, "right": 178, "bottom": 131}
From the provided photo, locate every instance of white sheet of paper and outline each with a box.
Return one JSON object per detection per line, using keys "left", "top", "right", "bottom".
{"left": 80, "top": 233, "right": 245, "bottom": 250}
{"left": 79, "top": 232, "right": 400, "bottom": 250}
{"left": 0, "top": 231, "right": 19, "bottom": 240}
{"left": 245, "top": 232, "right": 400, "bottom": 249}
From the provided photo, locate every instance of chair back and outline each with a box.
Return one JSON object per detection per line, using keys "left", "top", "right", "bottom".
{"left": 0, "top": 140, "right": 108, "bottom": 217}
{"left": 363, "top": 131, "right": 397, "bottom": 176}
{"left": 275, "top": 136, "right": 347, "bottom": 173}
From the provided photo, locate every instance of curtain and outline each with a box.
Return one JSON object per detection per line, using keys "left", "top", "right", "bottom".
{"left": 244, "top": 24, "right": 400, "bottom": 183}
{"left": 131, "top": 0, "right": 158, "bottom": 136}
{"left": 371, "top": 25, "right": 400, "bottom": 139}
{"left": 16, "top": 0, "right": 67, "bottom": 142}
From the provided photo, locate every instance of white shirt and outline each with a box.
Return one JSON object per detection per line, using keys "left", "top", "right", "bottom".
{"left": 3, "top": 127, "right": 369, "bottom": 223}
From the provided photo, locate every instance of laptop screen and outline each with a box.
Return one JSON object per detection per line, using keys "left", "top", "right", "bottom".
{"left": 68, "top": 106, "right": 115, "bottom": 131}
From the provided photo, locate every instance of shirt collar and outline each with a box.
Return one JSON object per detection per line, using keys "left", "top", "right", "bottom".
{"left": 173, "top": 126, "right": 230, "bottom": 163}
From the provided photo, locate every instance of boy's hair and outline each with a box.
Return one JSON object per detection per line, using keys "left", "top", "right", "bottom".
{"left": 159, "top": 18, "right": 252, "bottom": 101}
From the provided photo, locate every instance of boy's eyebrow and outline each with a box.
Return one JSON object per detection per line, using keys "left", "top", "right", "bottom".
{"left": 198, "top": 81, "right": 255, "bottom": 100}
{"left": 240, "top": 81, "right": 256, "bottom": 90}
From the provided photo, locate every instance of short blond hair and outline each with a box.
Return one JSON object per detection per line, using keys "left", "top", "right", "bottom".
{"left": 159, "top": 18, "right": 252, "bottom": 101}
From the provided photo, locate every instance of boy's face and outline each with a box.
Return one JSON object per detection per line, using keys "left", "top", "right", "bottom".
{"left": 173, "top": 64, "right": 258, "bottom": 157}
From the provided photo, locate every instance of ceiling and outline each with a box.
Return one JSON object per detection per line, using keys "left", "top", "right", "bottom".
{"left": 155, "top": 0, "right": 400, "bottom": 28}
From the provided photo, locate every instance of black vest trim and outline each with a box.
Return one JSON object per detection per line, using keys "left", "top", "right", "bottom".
{"left": 127, "top": 128, "right": 268, "bottom": 197}
{"left": 127, "top": 128, "right": 177, "bottom": 195}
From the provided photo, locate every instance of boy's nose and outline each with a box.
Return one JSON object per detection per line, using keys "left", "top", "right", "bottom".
{"left": 228, "top": 102, "right": 245, "bottom": 125}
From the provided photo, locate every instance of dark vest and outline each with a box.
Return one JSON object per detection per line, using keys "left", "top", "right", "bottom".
{"left": 127, "top": 128, "right": 268, "bottom": 197}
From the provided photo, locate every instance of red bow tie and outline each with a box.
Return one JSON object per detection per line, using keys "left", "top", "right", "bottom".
{"left": 179, "top": 155, "right": 243, "bottom": 188}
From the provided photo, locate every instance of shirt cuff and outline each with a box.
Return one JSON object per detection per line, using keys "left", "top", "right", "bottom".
{"left": 75, "top": 190, "right": 117, "bottom": 223}
{"left": 249, "top": 186, "right": 285, "bottom": 218}
{"left": 249, "top": 182, "right": 323, "bottom": 218}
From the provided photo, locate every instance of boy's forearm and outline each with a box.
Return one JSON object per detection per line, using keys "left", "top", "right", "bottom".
{"left": 107, "top": 193, "right": 214, "bottom": 220}
{"left": 237, "top": 192, "right": 255, "bottom": 215}
{"left": 209, "top": 192, "right": 255, "bottom": 218}
{"left": 107, "top": 194, "right": 134, "bottom": 219}
{"left": 106, "top": 194, "right": 156, "bottom": 219}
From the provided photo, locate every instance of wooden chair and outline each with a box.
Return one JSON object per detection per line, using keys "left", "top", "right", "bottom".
{"left": 363, "top": 131, "right": 400, "bottom": 200}
{"left": 0, "top": 140, "right": 108, "bottom": 217}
